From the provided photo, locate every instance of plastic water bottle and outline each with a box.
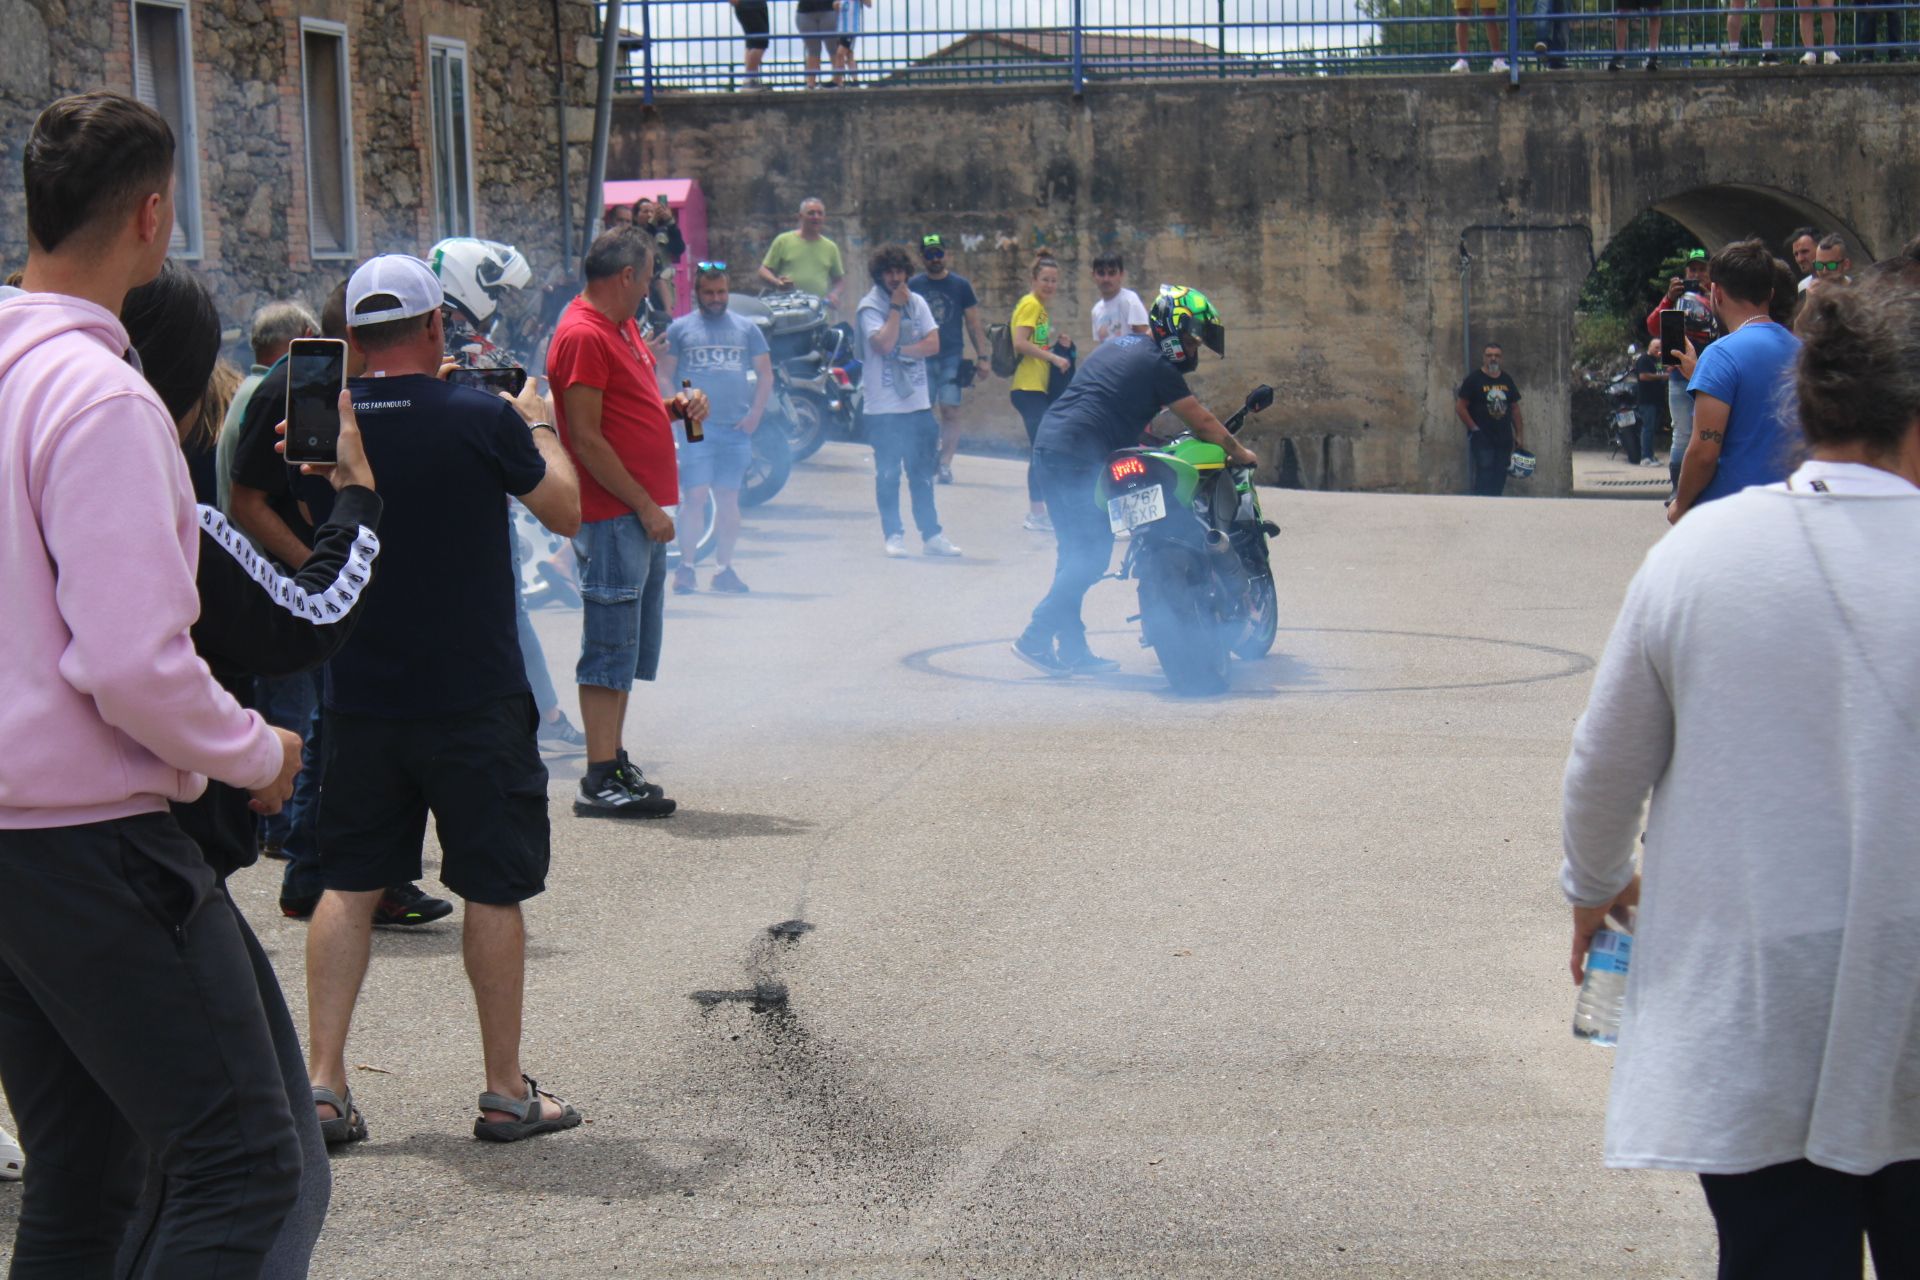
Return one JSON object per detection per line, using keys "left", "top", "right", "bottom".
{"left": 1572, "top": 928, "right": 1632, "bottom": 1046}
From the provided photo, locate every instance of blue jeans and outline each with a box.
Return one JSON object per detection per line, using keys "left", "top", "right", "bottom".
{"left": 277, "top": 669, "right": 327, "bottom": 902}
{"left": 870, "top": 409, "right": 942, "bottom": 539}
{"left": 509, "top": 524, "right": 558, "bottom": 717}
{"left": 573, "top": 514, "right": 668, "bottom": 691}
{"left": 1637, "top": 405, "right": 1659, "bottom": 462}
{"left": 1668, "top": 376, "right": 1694, "bottom": 488}
{"left": 1024, "top": 449, "right": 1114, "bottom": 655}
{"left": 1469, "top": 434, "right": 1512, "bottom": 496}
{"left": 253, "top": 672, "right": 316, "bottom": 849}
{"left": 1532, "top": 0, "right": 1570, "bottom": 61}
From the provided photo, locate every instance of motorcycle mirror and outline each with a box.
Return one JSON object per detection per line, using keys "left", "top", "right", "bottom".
{"left": 1244, "top": 385, "right": 1275, "bottom": 415}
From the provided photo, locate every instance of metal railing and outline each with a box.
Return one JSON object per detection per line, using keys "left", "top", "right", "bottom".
{"left": 611, "top": 0, "right": 1916, "bottom": 98}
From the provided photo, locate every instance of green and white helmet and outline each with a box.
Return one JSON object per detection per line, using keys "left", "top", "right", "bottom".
{"left": 1148, "top": 285, "right": 1226, "bottom": 373}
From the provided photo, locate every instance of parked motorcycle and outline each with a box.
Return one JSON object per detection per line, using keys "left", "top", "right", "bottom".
{"left": 1607, "top": 350, "right": 1642, "bottom": 461}
{"left": 1094, "top": 385, "right": 1280, "bottom": 696}
{"left": 730, "top": 291, "right": 858, "bottom": 461}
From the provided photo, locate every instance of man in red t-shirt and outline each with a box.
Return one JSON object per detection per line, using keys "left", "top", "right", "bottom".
{"left": 547, "top": 226, "right": 706, "bottom": 818}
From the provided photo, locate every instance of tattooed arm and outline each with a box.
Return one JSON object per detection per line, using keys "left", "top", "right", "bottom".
{"left": 1668, "top": 394, "right": 1729, "bottom": 525}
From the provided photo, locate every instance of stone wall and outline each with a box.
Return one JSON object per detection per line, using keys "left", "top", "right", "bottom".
{"left": 610, "top": 68, "right": 1920, "bottom": 494}
{"left": 1, "top": 0, "right": 602, "bottom": 343}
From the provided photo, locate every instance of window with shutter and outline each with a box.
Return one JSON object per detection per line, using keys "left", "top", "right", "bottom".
{"left": 427, "top": 40, "right": 474, "bottom": 240}
{"left": 130, "top": 0, "right": 202, "bottom": 257}
{"left": 301, "top": 23, "right": 355, "bottom": 258}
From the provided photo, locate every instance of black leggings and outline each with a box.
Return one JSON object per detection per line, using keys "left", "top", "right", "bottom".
{"left": 1699, "top": 1158, "right": 1920, "bottom": 1279}
{"left": 1012, "top": 389, "right": 1050, "bottom": 503}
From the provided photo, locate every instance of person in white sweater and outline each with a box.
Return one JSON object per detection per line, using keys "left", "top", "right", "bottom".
{"left": 1560, "top": 260, "right": 1920, "bottom": 1276}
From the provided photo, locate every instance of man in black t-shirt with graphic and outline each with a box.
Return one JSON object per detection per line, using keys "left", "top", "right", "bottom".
{"left": 1014, "top": 287, "right": 1256, "bottom": 678}
{"left": 302, "top": 255, "right": 587, "bottom": 1147}
{"left": 1454, "top": 342, "right": 1526, "bottom": 497}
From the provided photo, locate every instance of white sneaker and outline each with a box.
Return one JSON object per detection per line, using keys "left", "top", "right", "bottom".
{"left": 1489, "top": 57, "right": 1510, "bottom": 72}
{"left": 923, "top": 533, "right": 963, "bottom": 557}
{"left": 1822, "top": 50, "right": 1841, "bottom": 64}
{"left": 1449, "top": 58, "right": 1471, "bottom": 73}
{"left": 1800, "top": 50, "right": 1819, "bottom": 64}
{"left": 884, "top": 534, "right": 907, "bottom": 558}
{"left": 1, "top": 1124, "right": 21, "bottom": 1180}
{"left": 1022, "top": 512, "right": 1054, "bottom": 533}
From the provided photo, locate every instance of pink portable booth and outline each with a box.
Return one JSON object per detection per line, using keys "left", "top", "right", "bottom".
{"left": 603, "top": 179, "right": 708, "bottom": 318}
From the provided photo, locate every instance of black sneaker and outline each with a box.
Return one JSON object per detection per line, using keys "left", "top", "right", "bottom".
{"left": 1758, "top": 50, "right": 1781, "bottom": 64}
{"left": 1010, "top": 634, "right": 1069, "bottom": 677}
{"left": 615, "top": 750, "right": 666, "bottom": 800}
{"left": 1605, "top": 56, "right": 1624, "bottom": 71}
{"left": 1060, "top": 650, "right": 1121, "bottom": 675}
{"left": 280, "top": 893, "right": 319, "bottom": 920}
{"left": 374, "top": 883, "right": 455, "bottom": 928}
{"left": 260, "top": 838, "right": 289, "bottom": 861}
{"left": 575, "top": 769, "right": 676, "bottom": 819}
{"left": 710, "top": 567, "right": 750, "bottom": 594}
{"left": 1644, "top": 56, "right": 1660, "bottom": 71}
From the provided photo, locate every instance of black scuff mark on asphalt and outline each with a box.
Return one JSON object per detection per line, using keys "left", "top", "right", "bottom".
{"left": 687, "top": 918, "right": 959, "bottom": 1216}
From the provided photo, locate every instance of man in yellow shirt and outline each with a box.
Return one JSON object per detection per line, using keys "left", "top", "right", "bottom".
{"left": 758, "top": 198, "right": 845, "bottom": 310}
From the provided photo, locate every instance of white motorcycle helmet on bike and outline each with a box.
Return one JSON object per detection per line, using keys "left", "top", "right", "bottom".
{"left": 429, "top": 237, "right": 532, "bottom": 337}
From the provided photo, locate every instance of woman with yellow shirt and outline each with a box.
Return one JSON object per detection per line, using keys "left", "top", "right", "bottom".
{"left": 1010, "top": 253, "right": 1074, "bottom": 532}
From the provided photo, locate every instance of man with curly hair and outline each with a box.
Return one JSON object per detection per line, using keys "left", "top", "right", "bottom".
{"left": 855, "top": 244, "right": 961, "bottom": 558}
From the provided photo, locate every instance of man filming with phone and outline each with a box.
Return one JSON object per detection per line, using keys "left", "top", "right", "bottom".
{"left": 302, "top": 254, "right": 587, "bottom": 1147}
{"left": 548, "top": 225, "right": 709, "bottom": 820}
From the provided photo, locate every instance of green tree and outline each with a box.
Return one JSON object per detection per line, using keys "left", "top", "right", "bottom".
{"left": 1580, "top": 210, "right": 1701, "bottom": 318}
{"left": 1358, "top": 0, "right": 1465, "bottom": 65}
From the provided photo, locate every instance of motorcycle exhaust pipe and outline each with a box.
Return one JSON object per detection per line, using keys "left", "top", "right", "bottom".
{"left": 1205, "top": 529, "right": 1249, "bottom": 586}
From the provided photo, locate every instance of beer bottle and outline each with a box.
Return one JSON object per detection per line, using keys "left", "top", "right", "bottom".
{"left": 681, "top": 378, "right": 704, "bottom": 443}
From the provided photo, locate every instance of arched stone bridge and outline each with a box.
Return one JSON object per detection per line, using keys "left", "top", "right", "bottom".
{"left": 616, "top": 66, "right": 1918, "bottom": 494}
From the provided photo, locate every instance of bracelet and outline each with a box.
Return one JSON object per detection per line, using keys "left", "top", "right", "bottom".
{"left": 529, "top": 421, "right": 558, "bottom": 437}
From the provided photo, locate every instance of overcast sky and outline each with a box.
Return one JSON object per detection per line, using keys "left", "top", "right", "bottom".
{"left": 628, "top": 0, "right": 1380, "bottom": 77}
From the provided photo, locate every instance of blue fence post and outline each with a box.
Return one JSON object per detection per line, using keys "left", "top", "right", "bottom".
{"left": 641, "top": 0, "right": 656, "bottom": 104}
{"left": 1507, "top": 0, "right": 1520, "bottom": 83}
{"left": 1071, "top": 0, "right": 1085, "bottom": 94}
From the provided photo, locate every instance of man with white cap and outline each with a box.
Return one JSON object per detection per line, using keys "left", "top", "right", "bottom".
{"left": 302, "top": 254, "right": 589, "bottom": 1144}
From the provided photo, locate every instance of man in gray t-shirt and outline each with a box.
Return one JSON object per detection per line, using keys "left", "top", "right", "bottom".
{"left": 659, "top": 265, "right": 770, "bottom": 593}
{"left": 855, "top": 244, "right": 961, "bottom": 558}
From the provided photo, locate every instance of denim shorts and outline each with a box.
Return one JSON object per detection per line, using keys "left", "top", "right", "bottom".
{"left": 677, "top": 425, "right": 754, "bottom": 490}
{"left": 926, "top": 355, "right": 964, "bottom": 407}
{"left": 573, "top": 513, "right": 667, "bottom": 690}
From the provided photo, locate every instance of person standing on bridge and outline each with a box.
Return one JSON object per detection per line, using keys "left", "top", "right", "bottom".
{"left": 1667, "top": 239, "right": 1801, "bottom": 525}
{"left": 1454, "top": 342, "right": 1527, "bottom": 497}
{"left": 1449, "top": 0, "right": 1509, "bottom": 74}
{"left": 1724, "top": 0, "right": 1780, "bottom": 63}
{"left": 759, "top": 198, "right": 845, "bottom": 311}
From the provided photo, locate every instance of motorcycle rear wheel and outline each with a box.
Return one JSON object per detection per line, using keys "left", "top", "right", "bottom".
{"left": 1137, "top": 545, "right": 1231, "bottom": 696}
{"left": 1233, "top": 572, "right": 1279, "bottom": 660}
{"left": 741, "top": 425, "right": 792, "bottom": 508}
{"left": 782, "top": 391, "right": 831, "bottom": 462}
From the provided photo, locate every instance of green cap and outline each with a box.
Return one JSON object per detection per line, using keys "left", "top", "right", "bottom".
{"left": 921, "top": 234, "right": 945, "bottom": 250}
{"left": 1685, "top": 248, "right": 1708, "bottom": 261}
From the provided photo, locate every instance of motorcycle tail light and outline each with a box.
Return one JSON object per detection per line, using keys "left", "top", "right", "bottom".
{"left": 1110, "top": 457, "right": 1147, "bottom": 483}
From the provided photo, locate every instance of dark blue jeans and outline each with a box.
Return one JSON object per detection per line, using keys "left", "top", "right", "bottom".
{"left": 1532, "top": 0, "right": 1570, "bottom": 62}
{"left": 870, "top": 409, "right": 942, "bottom": 539}
{"left": 277, "top": 669, "right": 328, "bottom": 902}
{"left": 1638, "top": 405, "right": 1659, "bottom": 462}
{"left": 1025, "top": 449, "right": 1114, "bottom": 656}
{"left": 1469, "top": 435, "right": 1512, "bottom": 497}
{"left": 253, "top": 671, "right": 316, "bottom": 849}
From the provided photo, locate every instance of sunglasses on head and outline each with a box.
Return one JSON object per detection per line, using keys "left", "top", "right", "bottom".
{"left": 696, "top": 261, "right": 728, "bottom": 272}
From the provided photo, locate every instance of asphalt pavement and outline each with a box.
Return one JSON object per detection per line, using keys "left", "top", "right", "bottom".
{"left": 0, "top": 444, "right": 1714, "bottom": 1278}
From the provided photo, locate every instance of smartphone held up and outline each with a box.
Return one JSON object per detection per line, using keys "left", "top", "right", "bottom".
{"left": 285, "top": 337, "right": 348, "bottom": 465}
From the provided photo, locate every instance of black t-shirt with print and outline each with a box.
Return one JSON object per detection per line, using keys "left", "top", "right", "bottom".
{"left": 322, "top": 374, "right": 547, "bottom": 719}
{"left": 1632, "top": 353, "right": 1666, "bottom": 409}
{"left": 1456, "top": 369, "right": 1521, "bottom": 446}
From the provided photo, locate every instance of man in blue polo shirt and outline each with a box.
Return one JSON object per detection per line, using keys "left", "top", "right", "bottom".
{"left": 1669, "top": 239, "right": 1801, "bottom": 525}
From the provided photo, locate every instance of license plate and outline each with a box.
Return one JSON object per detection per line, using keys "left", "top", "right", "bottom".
{"left": 1107, "top": 486, "right": 1166, "bottom": 533}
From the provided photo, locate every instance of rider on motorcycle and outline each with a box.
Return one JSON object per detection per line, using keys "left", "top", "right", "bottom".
{"left": 1013, "top": 286, "right": 1259, "bottom": 677}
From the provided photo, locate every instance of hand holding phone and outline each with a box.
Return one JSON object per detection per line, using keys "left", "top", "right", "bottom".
{"left": 276, "top": 390, "right": 375, "bottom": 492}
{"left": 284, "top": 338, "right": 348, "bottom": 464}
{"left": 1660, "top": 310, "right": 1686, "bottom": 367}
{"left": 445, "top": 365, "right": 529, "bottom": 397}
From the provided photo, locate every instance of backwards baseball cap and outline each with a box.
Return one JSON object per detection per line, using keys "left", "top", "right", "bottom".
{"left": 345, "top": 254, "right": 445, "bottom": 326}
{"left": 920, "top": 234, "right": 946, "bottom": 253}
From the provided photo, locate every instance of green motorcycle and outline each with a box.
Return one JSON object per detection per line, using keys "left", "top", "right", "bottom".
{"left": 1093, "top": 385, "right": 1279, "bottom": 695}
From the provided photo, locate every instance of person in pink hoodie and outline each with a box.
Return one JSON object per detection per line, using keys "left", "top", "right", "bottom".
{"left": 0, "top": 92, "right": 305, "bottom": 1275}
